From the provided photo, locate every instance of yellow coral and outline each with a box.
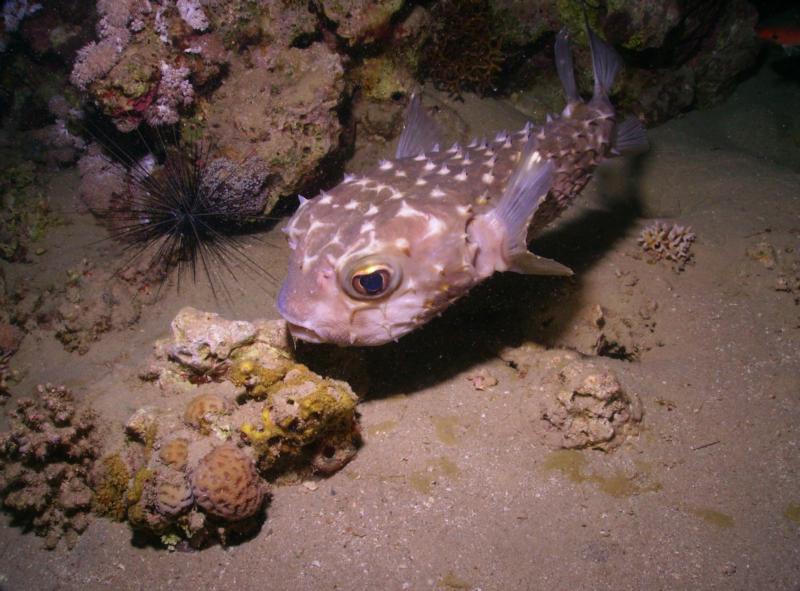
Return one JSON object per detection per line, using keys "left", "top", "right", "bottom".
{"left": 240, "top": 406, "right": 286, "bottom": 444}
{"left": 228, "top": 343, "right": 293, "bottom": 398}
{"left": 237, "top": 365, "right": 359, "bottom": 471}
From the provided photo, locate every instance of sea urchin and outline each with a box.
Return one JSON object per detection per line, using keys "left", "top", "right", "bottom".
{"left": 89, "top": 133, "right": 275, "bottom": 299}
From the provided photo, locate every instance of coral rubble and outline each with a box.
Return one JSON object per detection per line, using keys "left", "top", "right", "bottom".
{"left": 0, "top": 383, "right": 100, "bottom": 549}
{"left": 539, "top": 356, "right": 642, "bottom": 451}
{"left": 500, "top": 345, "right": 642, "bottom": 451}
{"left": 53, "top": 259, "right": 145, "bottom": 355}
{"left": 93, "top": 307, "right": 361, "bottom": 548}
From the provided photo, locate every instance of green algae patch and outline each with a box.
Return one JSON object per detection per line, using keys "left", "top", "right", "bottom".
{"left": 408, "top": 456, "right": 461, "bottom": 495}
{"left": 543, "top": 450, "right": 662, "bottom": 497}
{"left": 92, "top": 454, "right": 132, "bottom": 521}
{"left": 432, "top": 415, "right": 460, "bottom": 445}
{"left": 689, "top": 508, "right": 734, "bottom": 528}
{"left": 124, "top": 467, "right": 156, "bottom": 529}
{"left": 784, "top": 503, "right": 800, "bottom": 524}
{"left": 438, "top": 572, "right": 471, "bottom": 590}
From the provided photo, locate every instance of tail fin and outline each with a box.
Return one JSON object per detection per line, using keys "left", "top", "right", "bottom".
{"left": 555, "top": 28, "right": 579, "bottom": 103}
{"left": 586, "top": 18, "right": 621, "bottom": 97}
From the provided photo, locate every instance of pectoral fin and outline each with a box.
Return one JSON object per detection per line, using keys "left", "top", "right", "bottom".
{"left": 509, "top": 251, "right": 573, "bottom": 276}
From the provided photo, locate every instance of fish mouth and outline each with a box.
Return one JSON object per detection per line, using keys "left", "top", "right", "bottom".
{"left": 277, "top": 282, "right": 319, "bottom": 342}
{"left": 284, "top": 321, "right": 325, "bottom": 344}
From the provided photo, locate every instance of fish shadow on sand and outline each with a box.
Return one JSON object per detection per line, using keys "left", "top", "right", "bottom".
{"left": 295, "top": 151, "right": 651, "bottom": 399}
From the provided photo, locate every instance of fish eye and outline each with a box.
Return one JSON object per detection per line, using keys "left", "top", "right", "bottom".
{"left": 341, "top": 257, "right": 402, "bottom": 300}
{"left": 353, "top": 268, "right": 390, "bottom": 296}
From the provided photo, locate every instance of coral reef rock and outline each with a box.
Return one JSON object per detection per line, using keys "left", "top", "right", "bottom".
{"left": 500, "top": 345, "right": 642, "bottom": 451}
{"left": 94, "top": 307, "right": 361, "bottom": 548}
{"left": 203, "top": 42, "right": 346, "bottom": 215}
{"left": 539, "top": 355, "right": 643, "bottom": 451}
{"left": 68, "top": 0, "right": 350, "bottom": 215}
{"left": 318, "top": 0, "right": 405, "bottom": 46}
{"left": 0, "top": 383, "right": 101, "bottom": 549}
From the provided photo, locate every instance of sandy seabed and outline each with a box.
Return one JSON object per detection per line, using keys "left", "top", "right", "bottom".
{"left": 1, "top": 52, "right": 799, "bottom": 591}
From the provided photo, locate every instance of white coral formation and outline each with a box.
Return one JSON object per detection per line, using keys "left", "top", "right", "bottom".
{"left": 637, "top": 221, "right": 696, "bottom": 269}
{"left": 69, "top": 0, "right": 145, "bottom": 90}
{"left": 176, "top": 0, "right": 208, "bottom": 31}
{"left": 145, "top": 61, "right": 194, "bottom": 126}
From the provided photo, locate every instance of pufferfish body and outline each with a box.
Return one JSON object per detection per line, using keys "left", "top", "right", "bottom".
{"left": 278, "top": 26, "right": 647, "bottom": 346}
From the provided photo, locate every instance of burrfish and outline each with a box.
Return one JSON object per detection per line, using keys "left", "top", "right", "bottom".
{"left": 278, "top": 25, "right": 647, "bottom": 346}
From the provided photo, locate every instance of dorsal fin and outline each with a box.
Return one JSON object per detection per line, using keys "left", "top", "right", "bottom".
{"left": 395, "top": 93, "right": 443, "bottom": 159}
{"left": 555, "top": 28, "right": 579, "bottom": 103}
{"left": 585, "top": 15, "right": 621, "bottom": 97}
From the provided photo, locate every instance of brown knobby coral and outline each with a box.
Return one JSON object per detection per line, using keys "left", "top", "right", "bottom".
{"left": 0, "top": 384, "right": 101, "bottom": 549}
{"left": 191, "top": 444, "right": 267, "bottom": 521}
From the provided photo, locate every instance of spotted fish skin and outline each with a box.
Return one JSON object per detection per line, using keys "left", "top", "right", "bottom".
{"left": 278, "top": 26, "right": 647, "bottom": 346}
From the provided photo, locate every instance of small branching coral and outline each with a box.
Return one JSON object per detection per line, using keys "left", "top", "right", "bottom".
{"left": 0, "top": 384, "right": 101, "bottom": 549}
{"left": 637, "top": 221, "right": 696, "bottom": 270}
{"left": 419, "top": 0, "right": 506, "bottom": 97}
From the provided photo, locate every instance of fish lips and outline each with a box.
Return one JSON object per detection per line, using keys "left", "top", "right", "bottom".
{"left": 277, "top": 282, "right": 326, "bottom": 343}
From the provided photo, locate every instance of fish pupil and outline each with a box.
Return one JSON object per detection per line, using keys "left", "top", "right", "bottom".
{"left": 359, "top": 272, "right": 385, "bottom": 294}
